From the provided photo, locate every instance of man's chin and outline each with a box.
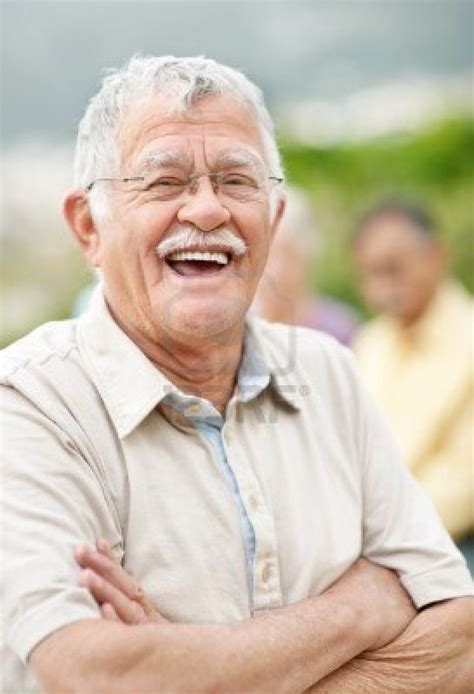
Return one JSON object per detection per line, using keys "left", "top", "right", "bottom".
{"left": 160, "top": 300, "right": 248, "bottom": 343}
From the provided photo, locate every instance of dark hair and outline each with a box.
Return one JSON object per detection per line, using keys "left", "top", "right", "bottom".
{"left": 353, "top": 198, "right": 436, "bottom": 245}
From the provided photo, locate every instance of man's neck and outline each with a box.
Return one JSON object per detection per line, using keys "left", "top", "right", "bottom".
{"left": 394, "top": 283, "right": 442, "bottom": 332}
{"left": 107, "top": 302, "right": 245, "bottom": 414}
{"left": 151, "top": 337, "right": 244, "bottom": 414}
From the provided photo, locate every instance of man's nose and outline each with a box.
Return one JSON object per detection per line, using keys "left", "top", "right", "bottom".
{"left": 176, "top": 177, "right": 231, "bottom": 231}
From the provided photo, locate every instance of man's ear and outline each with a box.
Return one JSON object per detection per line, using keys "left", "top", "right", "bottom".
{"left": 63, "top": 190, "right": 102, "bottom": 267}
{"left": 269, "top": 195, "right": 286, "bottom": 242}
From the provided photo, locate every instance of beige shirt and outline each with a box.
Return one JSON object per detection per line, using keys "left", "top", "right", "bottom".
{"left": 1, "top": 289, "right": 472, "bottom": 692}
{"left": 354, "top": 280, "right": 474, "bottom": 539}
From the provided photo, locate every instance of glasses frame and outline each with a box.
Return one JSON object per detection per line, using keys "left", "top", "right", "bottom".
{"left": 85, "top": 172, "right": 284, "bottom": 195}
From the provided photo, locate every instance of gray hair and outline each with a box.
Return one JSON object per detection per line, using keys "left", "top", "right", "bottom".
{"left": 73, "top": 55, "right": 285, "bottom": 216}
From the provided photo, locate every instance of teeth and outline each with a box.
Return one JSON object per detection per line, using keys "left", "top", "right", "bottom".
{"left": 167, "top": 250, "right": 229, "bottom": 265}
{"left": 213, "top": 252, "right": 229, "bottom": 265}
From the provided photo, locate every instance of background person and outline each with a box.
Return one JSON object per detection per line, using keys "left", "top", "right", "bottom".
{"left": 253, "top": 187, "right": 360, "bottom": 345}
{"left": 352, "top": 199, "right": 474, "bottom": 554}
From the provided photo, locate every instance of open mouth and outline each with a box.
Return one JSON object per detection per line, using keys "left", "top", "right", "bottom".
{"left": 165, "top": 249, "right": 232, "bottom": 277}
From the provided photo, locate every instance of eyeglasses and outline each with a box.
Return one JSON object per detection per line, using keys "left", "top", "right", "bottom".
{"left": 85, "top": 171, "right": 284, "bottom": 203}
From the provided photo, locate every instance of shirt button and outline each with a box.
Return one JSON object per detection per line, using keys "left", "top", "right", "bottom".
{"left": 261, "top": 563, "right": 271, "bottom": 583}
{"left": 249, "top": 495, "right": 258, "bottom": 511}
{"left": 186, "top": 403, "right": 201, "bottom": 417}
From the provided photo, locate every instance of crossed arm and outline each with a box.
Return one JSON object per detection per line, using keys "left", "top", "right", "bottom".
{"left": 31, "top": 541, "right": 473, "bottom": 693}
{"left": 309, "top": 597, "right": 474, "bottom": 694}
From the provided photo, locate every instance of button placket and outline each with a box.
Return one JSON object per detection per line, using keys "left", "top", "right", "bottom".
{"left": 246, "top": 496, "right": 283, "bottom": 611}
{"left": 223, "top": 408, "right": 283, "bottom": 613}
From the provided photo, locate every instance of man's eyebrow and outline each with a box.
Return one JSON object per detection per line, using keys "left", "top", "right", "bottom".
{"left": 136, "top": 148, "right": 264, "bottom": 173}
{"left": 213, "top": 151, "right": 264, "bottom": 170}
{"left": 138, "top": 149, "right": 191, "bottom": 171}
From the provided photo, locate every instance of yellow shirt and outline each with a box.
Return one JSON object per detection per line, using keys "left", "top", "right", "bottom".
{"left": 354, "top": 280, "right": 474, "bottom": 539}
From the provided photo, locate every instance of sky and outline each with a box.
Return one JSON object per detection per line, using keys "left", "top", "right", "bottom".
{"left": 1, "top": 0, "right": 472, "bottom": 147}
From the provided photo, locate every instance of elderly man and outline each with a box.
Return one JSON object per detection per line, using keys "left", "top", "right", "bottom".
{"left": 1, "top": 57, "right": 472, "bottom": 694}
{"left": 352, "top": 200, "right": 473, "bottom": 545}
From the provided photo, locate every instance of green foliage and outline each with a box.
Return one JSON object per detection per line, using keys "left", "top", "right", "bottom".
{"left": 279, "top": 115, "right": 474, "bottom": 309}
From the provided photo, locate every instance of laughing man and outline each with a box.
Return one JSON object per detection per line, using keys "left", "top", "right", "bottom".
{"left": 1, "top": 56, "right": 472, "bottom": 693}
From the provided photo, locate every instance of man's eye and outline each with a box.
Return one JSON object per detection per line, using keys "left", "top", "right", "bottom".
{"left": 222, "top": 175, "right": 256, "bottom": 187}
{"left": 149, "top": 178, "right": 185, "bottom": 188}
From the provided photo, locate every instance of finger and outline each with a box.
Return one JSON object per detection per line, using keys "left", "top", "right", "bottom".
{"left": 94, "top": 540, "right": 149, "bottom": 609}
{"left": 96, "top": 537, "right": 116, "bottom": 562}
{"left": 79, "top": 568, "right": 145, "bottom": 624}
{"left": 101, "top": 602, "right": 120, "bottom": 622}
{"left": 75, "top": 544, "right": 96, "bottom": 565}
{"left": 76, "top": 545, "right": 141, "bottom": 602}
{"left": 75, "top": 544, "right": 163, "bottom": 621}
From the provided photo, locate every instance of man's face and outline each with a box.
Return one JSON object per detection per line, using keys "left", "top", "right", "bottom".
{"left": 83, "top": 94, "right": 281, "bottom": 343}
{"left": 353, "top": 214, "right": 444, "bottom": 325}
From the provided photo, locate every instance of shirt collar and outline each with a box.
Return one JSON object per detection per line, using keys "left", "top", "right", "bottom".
{"left": 77, "top": 288, "right": 298, "bottom": 439}
{"left": 243, "top": 316, "right": 303, "bottom": 411}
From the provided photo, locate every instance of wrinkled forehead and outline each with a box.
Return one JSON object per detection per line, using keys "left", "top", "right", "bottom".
{"left": 136, "top": 145, "right": 266, "bottom": 175}
{"left": 117, "top": 94, "right": 268, "bottom": 173}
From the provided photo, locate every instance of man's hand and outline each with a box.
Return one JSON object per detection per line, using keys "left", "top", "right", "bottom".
{"left": 34, "top": 549, "right": 416, "bottom": 693}
{"left": 76, "top": 546, "right": 415, "bottom": 653}
{"left": 75, "top": 538, "right": 167, "bottom": 624}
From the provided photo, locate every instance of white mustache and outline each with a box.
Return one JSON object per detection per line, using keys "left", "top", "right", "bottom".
{"left": 155, "top": 225, "right": 247, "bottom": 258}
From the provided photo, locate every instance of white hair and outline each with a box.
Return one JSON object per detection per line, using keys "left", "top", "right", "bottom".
{"left": 73, "top": 55, "right": 285, "bottom": 217}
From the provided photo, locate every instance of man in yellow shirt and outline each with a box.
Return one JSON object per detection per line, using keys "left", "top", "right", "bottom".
{"left": 352, "top": 200, "right": 473, "bottom": 543}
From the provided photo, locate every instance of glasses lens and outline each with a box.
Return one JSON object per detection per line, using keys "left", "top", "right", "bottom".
{"left": 128, "top": 172, "right": 265, "bottom": 202}
{"left": 218, "top": 173, "right": 262, "bottom": 201}
{"left": 141, "top": 176, "right": 187, "bottom": 200}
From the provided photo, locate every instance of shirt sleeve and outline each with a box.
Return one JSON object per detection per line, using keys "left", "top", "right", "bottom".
{"left": 353, "top": 361, "right": 473, "bottom": 608}
{"left": 1, "top": 385, "right": 123, "bottom": 663}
